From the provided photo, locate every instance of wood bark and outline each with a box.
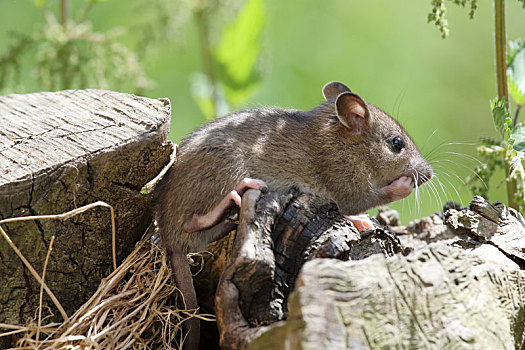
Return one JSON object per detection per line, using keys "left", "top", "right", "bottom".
{"left": 192, "top": 189, "right": 405, "bottom": 349}
{"left": 0, "top": 89, "right": 171, "bottom": 347}
{"left": 192, "top": 190, "right": 525, "bottom": 349}
{"left": 247, "top": 196, "right": 525, "bottom": 350}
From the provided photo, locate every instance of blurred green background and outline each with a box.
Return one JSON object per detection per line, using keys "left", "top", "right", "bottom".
{"left": 1, "top": 0, "right": 525, "bottom": 223}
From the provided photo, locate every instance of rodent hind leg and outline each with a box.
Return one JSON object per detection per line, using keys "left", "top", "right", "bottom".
{"left": 183, "top": 178, "right": 267, "bottom": 233}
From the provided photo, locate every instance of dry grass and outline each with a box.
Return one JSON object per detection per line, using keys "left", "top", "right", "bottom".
{"left": 0, "top": 201, "right": 213, "bottom": 349}
{"left": 17, "top": 235, "right": 196, "bottom": 349}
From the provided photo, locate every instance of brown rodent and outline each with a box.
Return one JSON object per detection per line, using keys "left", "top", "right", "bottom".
{"left": 155, "top": 81, "right": 433, "bottom": 349}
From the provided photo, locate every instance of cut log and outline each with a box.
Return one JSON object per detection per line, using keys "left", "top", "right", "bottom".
{"left": 0, "top": 89, "right": 171, "bottom": 346}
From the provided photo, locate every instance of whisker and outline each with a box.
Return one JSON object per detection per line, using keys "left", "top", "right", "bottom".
{"left": 420, "top": 128, "right": 439, "bottom": 153}
{"left": 424, "top": 138, "right": 452, "bottom": 160}
{"left": 433, "top": 174, "right": 452, "bottom": 205}
{"left": 426, "top": 176, "right": 444, "bottom": 210}
{"left": 439, "top": 141, "right": 480, "bottom": 146}
{"left": 436, "top": 173, "right": 463, "bottom": 204}
{"left": 439, "top": 151, "right": 485, "bottom": 166}
{"left": 421, "top": 175, "right": 441, "bottom": 209}
{"left": 430, "top": 159, "right": 487, "bottom": 189}
{"left": 413, "top": 173, "right": 420, "bottom": 218}
{"left": 422, "top": 183, "right": 437, "bottom": 214}
{"left": 424, "top": 183, "right": 435, "bottom": 210}
{"left": 392, "top": 86, "right": 407, "bottom": 123}
{"left": 395, "top": 135, "right": 482, "bottom": 221}
{"left": 424, "top": 139, "right": 480, "bottom": 162}
{"left": 435, "top": 166, "right": 467, "bottom": 187}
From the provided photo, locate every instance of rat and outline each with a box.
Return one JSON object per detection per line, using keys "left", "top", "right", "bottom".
{"left": 155, "top": 81, "right": 433, "bottom": 349}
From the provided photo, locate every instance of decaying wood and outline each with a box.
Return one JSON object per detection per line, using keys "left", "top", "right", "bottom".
{"left": 196, "top": 189, "right": 405, "bottom": 349}
{"left": 446, "top": 196, "right": 525, "bottom": 262}
{"left": 193, "top": 191, "right": 525, "bottom": 349}
{"left": 245, "top": 195, "right": 525, "bottom": 350}
{"left": 0, "top": 89, "right": 171, "bottom": 347}
{"left": 252, "top": 243, "right": 524, "bottom": 349}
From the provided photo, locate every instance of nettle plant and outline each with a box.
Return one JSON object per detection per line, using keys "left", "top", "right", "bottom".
{"left": 428, "top": 0, "right": 525, "bottom": 212}
{"left": 0, "top": 0, "right": 154, "bottom": 95}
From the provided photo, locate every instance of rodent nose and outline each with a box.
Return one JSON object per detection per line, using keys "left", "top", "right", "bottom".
{"left": 417, "top": 165, "right": 433, "bottom": 186}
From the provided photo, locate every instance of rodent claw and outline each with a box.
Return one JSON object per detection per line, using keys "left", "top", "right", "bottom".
{"left": 235, "top": 177, "right": 267, "bottom": 193}
{"left": 230, "top": 190, "right": 242, "bottom": 207}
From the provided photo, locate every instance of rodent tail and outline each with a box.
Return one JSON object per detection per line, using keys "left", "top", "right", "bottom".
{"left": 170, "top": 251, "right": 200, "bottom": 350}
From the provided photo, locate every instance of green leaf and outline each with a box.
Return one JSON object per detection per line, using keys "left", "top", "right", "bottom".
{"left": 492, "top": 98, "right": 511, "bottom": 139}
{"left": 508, "top": 40, "right": 525, "bottom": 105}
{"left": 507, "top": 120, "right": 525, "bottom": 176}
{"left": 508, "top": 147, "right": 525, "bottom": 177}
{"left": 511, "top": 125, "right": 525, "bottom": 152}
{"left": 214, "top": 0, "right": 264, "bottom": 106}
{"left": 33, "top": 0, "right": 46, "bottom": 7}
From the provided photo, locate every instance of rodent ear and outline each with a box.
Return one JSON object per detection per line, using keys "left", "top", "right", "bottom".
{"left": 322, "top": 81, "right": 352, "bottom": 101}
{"left": 335, "top": 92, "right": 369, "bottom": 133}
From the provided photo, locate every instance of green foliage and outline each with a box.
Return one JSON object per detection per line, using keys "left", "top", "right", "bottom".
{"left": 429, "top": 0, "right": 525, "bottom": 211}
{"left": 188, "top": 0, "right": 265, "bottom": 119}
{"left": 1, "top": 0, "right": 263, "bottom": 120}
{"left": 428, "top": 0, "right": 478, "bottom": 38}
{"left": 513, "top": 125, "right": 525, "bottom": 152}
{"left": 508, "top": 39, "right": 525, "bottom": 106}
{"left": 466, "top": 137, "right": 504, "bottom": 200}
{"left": 190, "top": 72, "right": 228, "bottom": 120}
{"left": 0, "top": 0, "right": 153, "bottom": 95}
{"left": 467, "top": 100, "right": 525, "bottom": 210}
{"left": 0, "top": 34, "right": 34, "bottom": 92}
{"left": 214, "top": 0, "right": 264, "bottom": 106}
{"left": 493, "top": 99, "right": 512, "bottom": 140}
{"left": 511, "top": 305, "right": 525, "bottom": 350}
{"left": 492, "top": 99, "right": 524, "bottom": 178}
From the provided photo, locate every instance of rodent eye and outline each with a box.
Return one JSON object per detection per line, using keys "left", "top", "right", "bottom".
{"left": 391, "top": 136, "right": 404, "bottom": 152}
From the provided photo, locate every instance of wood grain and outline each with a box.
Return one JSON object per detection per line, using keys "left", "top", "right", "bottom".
{"left": 0, "top": 89, "right": 171, "bottom": 346}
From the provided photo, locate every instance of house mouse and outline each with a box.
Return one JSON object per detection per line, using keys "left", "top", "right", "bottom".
{"left": 155, "top": 81, "right": 433, "bottom": 349}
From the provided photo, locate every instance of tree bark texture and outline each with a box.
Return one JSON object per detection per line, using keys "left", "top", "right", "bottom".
{"left": 0, "top": 89, "right": 172, "bottom": 346}
{"left": 191, "top": 190, "right": 525, "bottom": 349}
{"left": 192, "top": 189, "right": 405, "bottom": 349}
{"left": 248, "top": 196, "right": 525, "bottom": 350}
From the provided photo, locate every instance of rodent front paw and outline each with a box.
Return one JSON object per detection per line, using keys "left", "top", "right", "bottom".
{"left": 387, "top": 176, "right": 414, "bottom": 201}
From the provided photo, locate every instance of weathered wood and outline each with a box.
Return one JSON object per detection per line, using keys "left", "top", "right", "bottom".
{"left": 446, "top": 196, "right": 525, "bottom": 262}
{"left": 195, "top": 189, "right": 404, "bottom": 349}
{"left": 252, "top": 244, "right": 524, "bottom": 349}
{"left": 249, "top": 196, "right": 525, "bottom": 350}
{"left": 0, "top": 89, "right": 171, "bottom": 344}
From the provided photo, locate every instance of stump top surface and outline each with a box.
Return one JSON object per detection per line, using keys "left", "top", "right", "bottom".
{"left": 0, "top": 89, "right": 171, "bottom": 186}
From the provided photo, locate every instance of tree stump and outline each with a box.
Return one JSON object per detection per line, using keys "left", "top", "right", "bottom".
{"left": 0, "top": 89, "right": 171, "bottom": 346}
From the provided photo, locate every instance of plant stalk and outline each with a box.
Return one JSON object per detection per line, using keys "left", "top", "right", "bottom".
{"left": 514, "top": 104, "right": 522, "bottom": 127}
{"left": 495, "top": 0, "right": 508, "bottom": 102}
{"left": 60, "top": 0, "right": 68, "bottom": 26}
{"left": 195, "top": 9, "right": 219, "bottom": 119}
{"left": 495, "top": 0, "right": 519, "bottom": 210}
